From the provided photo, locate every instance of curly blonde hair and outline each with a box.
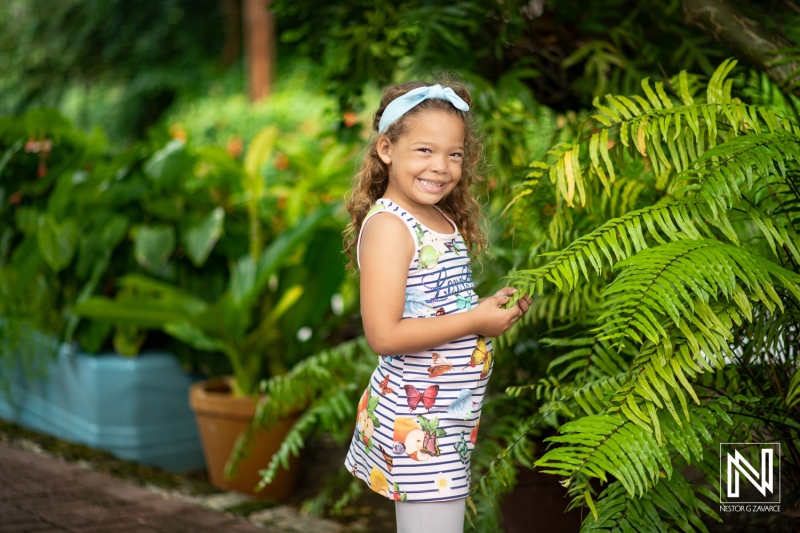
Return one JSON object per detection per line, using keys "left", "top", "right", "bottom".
{"left": 343, "top": 76, "right": 488, "bottom": 269}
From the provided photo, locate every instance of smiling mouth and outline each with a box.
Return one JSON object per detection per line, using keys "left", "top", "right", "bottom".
{"left": 418, "top": 179, "right": 446, "bottom": 190}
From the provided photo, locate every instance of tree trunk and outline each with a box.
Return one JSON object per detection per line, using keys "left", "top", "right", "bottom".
{"left": 220, "top": 0, "right": 241, "bottom": 68}
{"left": 682, "top": 0, "right": 800, "bottom": 94}
{"left": 243, "top": 0, "right": 274, "bottom": 102}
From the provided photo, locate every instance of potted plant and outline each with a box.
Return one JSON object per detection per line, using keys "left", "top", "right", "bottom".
{"left": 0, "top": 110, "right": 238, "bottom": 472}
{"left": 76, "top": 202, "right": 344, "bottom": 494}
{"left": 74, "top": 126, "right": 350, "bottom": 497}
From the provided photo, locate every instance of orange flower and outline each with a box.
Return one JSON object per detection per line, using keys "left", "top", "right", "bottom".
{"left": 343, "top": 111, "right": 359, "bottom": 128}
{"left": 169, "top": 124, "right": 187, "bottom": 141}
{"left": 226, "top": 136, "right": 243, "bottom": 158}
{"left": 274, "top": 152, "right": 289, "bottom": 170}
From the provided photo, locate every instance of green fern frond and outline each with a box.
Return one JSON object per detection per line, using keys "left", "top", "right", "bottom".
{"left": 580, "top": 471, "right": 720, "bottom": 533}
{"left": 506, "top": 333, "right": 630, "bottom": 415}
{"left": 522, "top": 281, "right": 606, "bottom": 327}
{"left": 579, "top": 404, "right": 737, "bottom": 532}
{"left": 506, "top": 199, "right": 733, "bottom": 295}
{"left": 251, "top": 385, "right": 357, "bottom": 490}
{"left": 678, "top": 132, "right": 800, "bottom": 208}
{"left": 330, "top": 477, "right": 364, "bottom": 515}
{"left": 785, "top": 365, "right": 800, "bottom": 410}
{"left": 467, "top": 399, "right": 544, "bottom": 531}
{"left": 500, "top": 58, "right": 800, "bottom": 533}
{"left": 544, "top": 336, "right": 628, "bottom": 381}
{"left": 743, "top": 205, "right": 800, "bottom": 265}
{"left": 227, "top": 337, "right": 374, "bottom": 482}
{"left": 495, "top": 289, "right": 589, "bottom": 346}
{"left": 514, "top": 372, "right": 627, "bottom": 418}
{"left": 253, "top": 336, "right": 374, "bottom": 426}
{"left": 519, "top": 60, "right": 800, "bottom": 241}
{"left": 535, "top": 414, "right": 671, "bottom": 497}
{"left": 606, "top": 325, "right": 723, "bottom": 428}
{"left": 508, "top": 133, "right": 800, "bottom": 303}
{"left": 599, "top": 239, "right": 800, "bottom": 348}
{"left": 535, "top": 400, "right": 732, "bottom": 499}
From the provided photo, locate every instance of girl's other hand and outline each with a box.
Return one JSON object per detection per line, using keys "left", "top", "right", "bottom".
{"left": 471, "top": 287, "right": 531, "bottom": 338}
{"left": 506, "top": 287, "right": 532, "bottom": 314}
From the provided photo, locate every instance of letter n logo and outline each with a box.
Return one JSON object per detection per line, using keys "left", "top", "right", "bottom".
{"left": 720, "top": 443, "right": 781, "bottom": 504}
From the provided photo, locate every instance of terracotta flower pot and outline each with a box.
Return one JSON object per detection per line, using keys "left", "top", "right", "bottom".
{"left": 189, "top": 378, "right": 299, "bottom": 499}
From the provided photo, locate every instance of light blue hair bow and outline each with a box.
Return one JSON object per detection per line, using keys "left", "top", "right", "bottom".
{"left": 378, "top": 84, "right": 470, "bottom": 133}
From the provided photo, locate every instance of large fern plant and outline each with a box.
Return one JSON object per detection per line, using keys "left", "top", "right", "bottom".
{"left": 476, "top": 59, "right": 800, "bottom": 531}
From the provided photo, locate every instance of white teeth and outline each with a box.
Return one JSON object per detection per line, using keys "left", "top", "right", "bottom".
{"left": 419, "top": 179, "right": 444, "bottom": 188}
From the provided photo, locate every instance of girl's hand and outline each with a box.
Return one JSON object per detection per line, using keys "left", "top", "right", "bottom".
{"left": 471, "top": 287, "right": 532, "bottom": 338}
{"left": 504, "top": 286, "right": 532, "bottom": 314}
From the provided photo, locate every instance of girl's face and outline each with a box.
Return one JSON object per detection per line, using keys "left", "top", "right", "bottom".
{"left": 378, "top": 109, "right": 465, "bottom": 211}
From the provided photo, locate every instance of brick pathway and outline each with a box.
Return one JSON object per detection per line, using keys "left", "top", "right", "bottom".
{"left": 0, "top": 443, "right": 273, "bottom": 533}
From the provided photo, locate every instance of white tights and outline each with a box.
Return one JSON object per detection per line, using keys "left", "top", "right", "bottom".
{"left": 395, "top": 498, "right": 466, "bottom": 533}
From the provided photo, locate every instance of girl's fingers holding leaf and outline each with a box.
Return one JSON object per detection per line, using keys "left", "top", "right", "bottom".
{"left": 490, "top": 293, "right": 511, "bottom": 306}
{"left": 495, "top": 286, "right": 518, "bottom": 298}
{"left": 516, "top": 294, "right": 532, "bottom": 313}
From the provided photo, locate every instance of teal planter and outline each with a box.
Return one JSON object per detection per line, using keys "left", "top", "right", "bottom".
{"left": 0, "top": 343, "right": 204, "bottom": 473}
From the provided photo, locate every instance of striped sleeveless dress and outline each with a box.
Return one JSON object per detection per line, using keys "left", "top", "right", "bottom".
{"left": 344, "top": 198, "right": 493, "bottom": 502}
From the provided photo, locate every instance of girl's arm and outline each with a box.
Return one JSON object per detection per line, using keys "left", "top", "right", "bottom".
{"left": 359, "top": 213, "right": 526, "bottom": 356}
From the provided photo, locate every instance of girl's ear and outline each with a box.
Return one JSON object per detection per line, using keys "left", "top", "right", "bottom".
{"left": 376, "top": 135, "right": 393, "bottom": 165}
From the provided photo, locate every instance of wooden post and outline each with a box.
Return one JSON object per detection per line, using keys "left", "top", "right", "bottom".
{"left": 244, "top": 0, "right": 275, "bottom": 102}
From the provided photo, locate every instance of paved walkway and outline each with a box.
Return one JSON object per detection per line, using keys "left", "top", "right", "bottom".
{"left": 0, "top": 442, "right": 274, "bottom": 533}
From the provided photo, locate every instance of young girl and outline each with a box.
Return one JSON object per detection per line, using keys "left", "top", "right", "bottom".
{"left": 343, "top": 79, "right": 531, "bottom": 533}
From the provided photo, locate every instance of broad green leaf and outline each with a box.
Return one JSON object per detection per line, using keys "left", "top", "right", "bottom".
{"left": 37, "top": 215, "right": 78, "bottom": 272}
{"left": 144, "top": 139, "right": 190, "bottom": 190}
{"left": 164, "top": 321, "right": 226, "bottom": 353}
{"left": 183, "top": 206, "right": 225, "bottom": 267}
{"left": 73, "top": 297, "right": 189, "bottom": 328}
{"left": 133, "top": 224, "right": 175, "bottom": 274}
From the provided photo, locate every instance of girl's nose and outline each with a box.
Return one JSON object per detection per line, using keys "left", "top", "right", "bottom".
{"left": 430, "top": 155, "right": 447, "bottom": 173}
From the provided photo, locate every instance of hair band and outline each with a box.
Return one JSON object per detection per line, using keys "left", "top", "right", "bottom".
{"left": 378, "top": 84, "right": 470, "bottom": 133}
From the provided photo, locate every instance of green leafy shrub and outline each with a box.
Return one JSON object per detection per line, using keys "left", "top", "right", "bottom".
{"left": 2, "top": 105, "right": 359, "bottom": 385}
{"left": 478, "top": 59, "right": 800, "bottom": 531}
{"left": 162, "top": 63, "right": 341, "bottom": 149}
{"left": 0, "top": 109, "right": 251, "bottom": 356}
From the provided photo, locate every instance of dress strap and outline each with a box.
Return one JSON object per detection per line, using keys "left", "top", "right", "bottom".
{"left": 356, "top": 198, "right": 419, "bottom": 269}
{"left": 432, "top": 205, "right": 458, "bottom": 234}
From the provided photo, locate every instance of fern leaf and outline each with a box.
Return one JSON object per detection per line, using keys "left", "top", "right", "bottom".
{"left": 597, "top": 239, "right": 800, "bottom": 348}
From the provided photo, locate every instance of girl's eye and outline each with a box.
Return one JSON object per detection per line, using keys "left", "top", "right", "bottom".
{"left": 451, "top": 152, "right": 463, "bottom": 158}
{"left": 419, "top": 148, "right": 431, "bottom": 153}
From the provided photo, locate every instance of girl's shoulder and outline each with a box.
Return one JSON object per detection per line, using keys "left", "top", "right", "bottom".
{"left": 361, "top": 198, "right": 420, "bottom": 231}
{"left": 365, "top": 197, "right": 405, "bottom": 218}
{"left": 357, "top": 199, "right": 418, "bottom": 269}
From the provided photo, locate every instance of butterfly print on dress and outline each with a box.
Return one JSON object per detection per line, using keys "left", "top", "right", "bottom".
{"left": 463, "top": 336, "right": 493, "bottom": 379}
{"left": 404, "top": 384, "right": 439, "bottom": 412}
{"left": 427, "top": 353, "right": 453, "bottom": 378}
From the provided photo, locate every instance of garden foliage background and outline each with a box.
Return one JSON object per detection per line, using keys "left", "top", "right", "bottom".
{"left": 1, "top": 0, "right": 800, "bottom": 531}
